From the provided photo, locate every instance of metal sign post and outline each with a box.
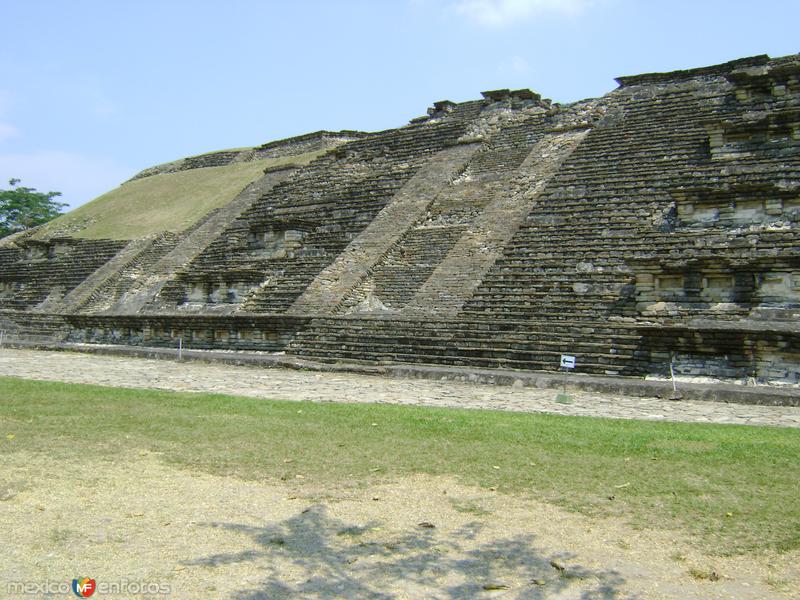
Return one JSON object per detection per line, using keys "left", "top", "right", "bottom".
{"left": 557, "top": 354, "right": 576, "bottom": 402}
{"left": 178, "top": 337, "right": 183, "bottom": 362}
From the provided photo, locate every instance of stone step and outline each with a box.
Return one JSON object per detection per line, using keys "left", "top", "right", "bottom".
{"left": 286, "top": 143, "right": 482, "bottom": 315}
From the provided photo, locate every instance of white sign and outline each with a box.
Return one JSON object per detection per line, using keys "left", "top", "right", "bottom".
{"left": 560, "top": 355, "right": 576, "bottom": 369}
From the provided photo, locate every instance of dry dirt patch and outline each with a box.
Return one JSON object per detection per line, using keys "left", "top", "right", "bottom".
{"left": 1, "top": 452, "right": 797, "bottom": 599}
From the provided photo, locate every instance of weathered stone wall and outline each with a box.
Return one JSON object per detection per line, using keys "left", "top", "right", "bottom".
{"left": 62, "top": 314, "right": 310, "bottom": 352}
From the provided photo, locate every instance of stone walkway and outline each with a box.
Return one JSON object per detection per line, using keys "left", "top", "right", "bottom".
{"left": 1, "top": 348, "right": 799, "bottom": 428}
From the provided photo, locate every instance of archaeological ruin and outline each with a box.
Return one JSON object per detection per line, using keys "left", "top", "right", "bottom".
{"left": 1, "top": 54, "right": 798, "bottom": 385}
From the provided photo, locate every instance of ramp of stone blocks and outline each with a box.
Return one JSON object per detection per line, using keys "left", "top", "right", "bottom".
{"left": 334, "top": 224, "right": 469, "bottom": 313}
{"left": 286, "top": 142, "right": 482, "bottom": 315}
{"left": 56, "top": 233, "right": 177, "bottom": 314}
{"left": 285, "top": 316, "right": 647, "bottom": 376}
{"left": 74, "top": 233, "right": 182, "bottom": 314}
{"left": 402, "top": 127, "right": 592, "bottom": 317}
{"left": 106, "top": 167, "right": 299, "bottom": 314}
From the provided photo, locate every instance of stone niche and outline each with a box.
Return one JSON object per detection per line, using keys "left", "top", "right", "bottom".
{"left": 673, "top": 190, "right": 800, "bottom": 227}
{"left": 653, "top": 273, "right": 684, "bottom": 298}
{"left": 185, "top": 282, "right": 207, "bottom": 303}
{"left": 191, "top": 329, "right": 209, "bottom": 342}
{"left": 21, "top": 240, "right": 75, "bottom": 260}
{"left": 183, "top": 281, "right": 255, "bottom": 304}
{"left": 247, "top": 227, "right": 308, "bottom": 259}
{"left": 756, "top": 271, "right": 800, "bottom": 305}
{"left": 480, "top": 88, "right": 550, "bottom": 110}
{"left": 733, "top": 84, "right": 795, "bottom": 102}
{"left": 728, "top": 61, "right": 800, "bottom": 102}
{"left": 424, "top": 100, "right": 456, "bottom": 120}
{"left": 635, "top": 269, "right": 748, "bottom": 315}
{"left": 23, "top": 245, "right": 49, "bottom": 260}
{"left": 208, "top": 282, "right": 227, "bottom": 304}
{"left": 700, "top": 273, "right": 735, "bottom": 302}
{"left": 225, "top": 282, "right": 254, "bottom": 303}
{"left": 49, "top": 242, "right": 74, "bottom": 257}
{"left": 675, "top": 200, "right": 720, "bottom": 226}
{"left": 707, "top": 110, "right": 800, "bottom": 160}
{"left": 635, "top": 272, "right": 684, "bottom": 315}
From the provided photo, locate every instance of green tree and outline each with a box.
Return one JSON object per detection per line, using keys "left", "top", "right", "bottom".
{"left": 0, "top": 178, "right": 66, "bottom": 239}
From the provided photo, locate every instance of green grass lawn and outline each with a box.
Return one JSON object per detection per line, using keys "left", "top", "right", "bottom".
{"left": 1, "top": 376, "right": 798, "bottom": 555}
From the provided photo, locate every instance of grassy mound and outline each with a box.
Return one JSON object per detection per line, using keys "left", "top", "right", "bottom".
{"left": 36, "top": 150, "right": 325, "bottom": 240}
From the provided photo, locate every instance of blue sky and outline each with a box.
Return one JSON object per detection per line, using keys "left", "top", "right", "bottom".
{"left": 1, "top": 0, "right": 798, "bottom": 209}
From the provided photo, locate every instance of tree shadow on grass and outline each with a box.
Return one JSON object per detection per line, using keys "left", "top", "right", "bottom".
{"left": 186, "top": 504, "right": 626, "bottom": 599}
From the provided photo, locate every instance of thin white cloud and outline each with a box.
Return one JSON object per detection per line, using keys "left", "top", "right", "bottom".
{"left": 498, "top": 55, "right": 531, "bottom": 74}
{"left": 0, "top": 122, "right": 18, "bottom": 143}
{"left": 0, "top": 151, "right": 134, "bottom": 210}
{"left": 452, "top": 0, "right": 593, "bottom": 27}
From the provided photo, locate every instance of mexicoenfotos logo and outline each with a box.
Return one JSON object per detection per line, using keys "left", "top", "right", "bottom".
{"left": 5, "top": 578, "right": 170, "bottom": 596}
{"left": 72, "top": 577, "right": 96, "bottom": 597}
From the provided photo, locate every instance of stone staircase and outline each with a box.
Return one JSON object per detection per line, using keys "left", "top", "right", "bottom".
{"left": 287, "top": 103, "right": 592, "bottom": 317}
{"left": 108, "top": 166, "right": 299, "bottom": 313}
{"left": 282, "top": 60, "right": 799, "bottom": 382}
{"left": 286, "top": 142, "right": 482, "bottom": 314}
{"left": 405, "top": 126, "right": 592, "bottom": 317}
{"left": 71, "top": 233, "right": 182, "bottom": 314}
{"left": 336, "top": 224, "right": 469, "bottom": 312}
{"left": 56, "top": 233, "right": 178, "bottom": 313}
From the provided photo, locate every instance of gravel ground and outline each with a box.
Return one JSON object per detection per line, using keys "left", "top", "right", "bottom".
{"left": 1, "top": 348, "right": 799, "bottom": 428}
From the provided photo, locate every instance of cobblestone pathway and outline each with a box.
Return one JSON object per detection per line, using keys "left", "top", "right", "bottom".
{"left": 1, "top": 348, "right": 799, "bottom": 428}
